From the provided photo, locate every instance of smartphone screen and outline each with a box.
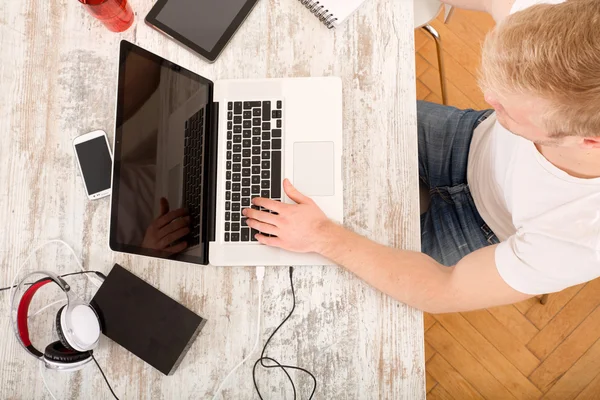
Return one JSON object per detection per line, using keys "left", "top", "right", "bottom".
{"left": 74, "top": 136, "right": 112, "bottom": 195}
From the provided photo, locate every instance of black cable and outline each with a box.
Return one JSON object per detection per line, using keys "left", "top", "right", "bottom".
{"left": 252, "top": 267, "right": 318, "bottom": 400}
{"left": 91, "top": 354, "right": 120, "bottom": 400}
{"left": 0, "top": 271, "right": 106, "bottom": 292}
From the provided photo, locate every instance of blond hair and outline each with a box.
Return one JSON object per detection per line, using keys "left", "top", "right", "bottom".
{"left": 480, "top": 0, "right": 600, "bottom": 137}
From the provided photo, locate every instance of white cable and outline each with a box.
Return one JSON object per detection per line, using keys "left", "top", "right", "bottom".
{"left": 212, "top": 267, "right": 266, "bottom": 400}
{"left": 29, "top": 299, "right": 67, "bottom": 320}
{"left": 6, "top": 239, "right": 100, "bottom": 310}
{"left": 39, "top": 361, "right": 58, "bottom": 400}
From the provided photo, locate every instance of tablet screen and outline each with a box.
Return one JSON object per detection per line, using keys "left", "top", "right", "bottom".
{"left": 153, "top": 0, "right": 249, "bottom": 53}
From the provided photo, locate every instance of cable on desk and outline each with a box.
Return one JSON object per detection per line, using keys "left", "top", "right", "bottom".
{"left": 92, "top": 354, "right": 120, "bottom": 400}
{"left": 252, "top": 267, "right": 317, "bottom": 400}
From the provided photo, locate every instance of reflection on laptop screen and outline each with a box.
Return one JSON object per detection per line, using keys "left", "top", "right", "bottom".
{"left": 112, "top": 44, "right": 212, "bottom": 264}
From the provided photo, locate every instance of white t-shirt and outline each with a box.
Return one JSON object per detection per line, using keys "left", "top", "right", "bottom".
{"left": 467, "top": 0, "right": 600, "bottom": 295}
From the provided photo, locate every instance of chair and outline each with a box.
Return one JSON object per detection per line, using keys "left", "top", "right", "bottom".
{"left": 414, "top": 0, "right": 449, "bottom": 105}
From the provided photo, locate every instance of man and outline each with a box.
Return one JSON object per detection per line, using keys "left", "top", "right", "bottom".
{"left": 243, "top": 0, "right": 600, "bottom": 313}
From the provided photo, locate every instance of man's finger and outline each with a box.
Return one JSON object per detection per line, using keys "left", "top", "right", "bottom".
{"left": 155, "top": 208, "right": 188, "bottom": 229}
{"left": 283, "top": 179, "right": 311, "bottom": 204}
{"left": 243, "top": 208, "right": 279, "bottom": 225}
{"left": 255, "top": 233, "right": 282, "bottom": 248}
{"left": 251, "top": 198, "right": 286, "bottom": 213}
{"left": 246, "top": 219, "right": 279, "bottom": 236}
{"left": 158, "top": 216, "right": 190, "bottom": 239}
{"left": 159, "top": 197, "right": 170, "bottom": 216}
{"left": 158, "top": 227, "right": 190, "bottom": 249}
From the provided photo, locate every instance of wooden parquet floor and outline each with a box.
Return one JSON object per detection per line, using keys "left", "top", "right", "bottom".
{"left": 417, "top": 9, "right": 600, "bottom": 400}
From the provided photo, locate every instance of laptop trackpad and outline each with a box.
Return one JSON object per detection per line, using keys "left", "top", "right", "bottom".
{"left": 293, "top": 142, "right": 335, "bottom": 197}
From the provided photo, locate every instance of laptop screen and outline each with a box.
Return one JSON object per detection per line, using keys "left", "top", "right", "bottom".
{"left": 110, "top": 41, "right": 214, "bottom": 265}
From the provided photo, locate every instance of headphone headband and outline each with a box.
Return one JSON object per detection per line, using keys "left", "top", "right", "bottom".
{"left": 11, "top": 271, "right": 76, "bottom": 359}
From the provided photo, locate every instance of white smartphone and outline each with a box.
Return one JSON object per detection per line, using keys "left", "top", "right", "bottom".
{"left": 72, "top": 130, "right": 113, "bottom": 200}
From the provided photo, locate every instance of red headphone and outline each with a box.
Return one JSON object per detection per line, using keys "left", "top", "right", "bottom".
{"left": 12, "top": 271, "right": 102, "bottom": 372}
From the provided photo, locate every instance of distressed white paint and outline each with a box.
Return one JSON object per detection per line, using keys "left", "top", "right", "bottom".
{"left": 0, "top": 0, "right": 423, "bottom": 398}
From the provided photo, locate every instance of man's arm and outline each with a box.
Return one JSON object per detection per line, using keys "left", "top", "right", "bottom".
{"left": 244, "top": 180, "right": 532, "bottom": 314}
{"left": 441, "top": 0, "right": 515, "bottom": 22}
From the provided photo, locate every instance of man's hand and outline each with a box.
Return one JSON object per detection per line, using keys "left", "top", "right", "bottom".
{"left": 243, "top": 179, "right": 333, "bottom": 253}
{"left": 141, "top": 197, "right": 190, "bottom": 253}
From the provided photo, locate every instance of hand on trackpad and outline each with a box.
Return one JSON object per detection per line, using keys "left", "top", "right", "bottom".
{"left": 293, "top": 142, "right": 335, "bottom": 196}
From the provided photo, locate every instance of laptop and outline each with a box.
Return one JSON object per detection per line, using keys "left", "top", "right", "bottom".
{"left": 109, "top": 41, "right": 343, "bottom": 266}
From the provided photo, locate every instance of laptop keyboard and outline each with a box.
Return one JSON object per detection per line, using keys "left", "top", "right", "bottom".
{"left": 183, "top": 108, "right": 205, "bottom": 247}
{"left": 224, "top": 100, "right": 283, "bottom": 243}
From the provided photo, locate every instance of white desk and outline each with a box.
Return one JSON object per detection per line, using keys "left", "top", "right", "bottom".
{"left": 0, "top": 0, "right": 423, "bottom": 398}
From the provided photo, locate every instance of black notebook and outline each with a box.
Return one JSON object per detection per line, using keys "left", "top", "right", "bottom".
{"left": 91, "top": 264, "right": 206, "bottom": 375}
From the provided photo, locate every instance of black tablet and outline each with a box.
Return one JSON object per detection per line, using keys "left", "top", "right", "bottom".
{"left": 145, "top": 0, "right": 260, "bottom": 63}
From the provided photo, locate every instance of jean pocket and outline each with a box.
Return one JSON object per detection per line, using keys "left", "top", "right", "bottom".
{"left": 481, "top": 223, "right": 500, "bottom": 245}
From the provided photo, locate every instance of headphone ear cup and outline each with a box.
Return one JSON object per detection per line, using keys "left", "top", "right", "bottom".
{"left": 55, "top": 305, "right": 73, "bottom": 350}
{"left": 44, "top": 341, "right": 92, "bottom": 363}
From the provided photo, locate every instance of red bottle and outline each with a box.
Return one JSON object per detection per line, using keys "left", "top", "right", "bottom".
{"left": 79, "top": 0, "right": 134, "bottom": 33}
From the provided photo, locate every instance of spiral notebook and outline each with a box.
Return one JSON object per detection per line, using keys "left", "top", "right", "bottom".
{"left": 298, "top": 0, "right": 368, "bottom": 29}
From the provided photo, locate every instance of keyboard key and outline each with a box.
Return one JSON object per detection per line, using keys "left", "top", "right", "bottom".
{"left": 242, "top": 159, "right": 251, "bottom": 167}
{"left": 233, "top": 163, "right": 241, "bottom": 172}
{"left": 252, "top": 165, "right": 260, "bottom": 175}
{"left": 227, "top": 151, "right": 232, "bottom": 160}
{"left": 225, "top": 202, "right": 231, "bottom": 211}
{"left": 226, "top": 188, "right": 231, "bottom": 198}
{"left": 243, "top": 139, "right": 251, "bottom": 148}
{"left": 234, "top": 125, "right": 242, "bottom": 133}
{"left": 272, "top": 129, "right": 282, "bottom": 137}
{"left": 252, "top": 146, "right": 261, "bottom": 155}
{"left": 261, "top": 190, "right": 270, "bottom": 198}
{"left": 226, "top": 171, "right": 231, "bottom": 180}
{"left": 241, "top": 217, "right": 248, "bottom": 227}
{"left": 233, "top": 135, "right": 241, "bottom": 143}
{"left": 276, "top": 101, "right": 282, "bottom": 109}
{"left": 241, "top": 228, "right": 250, "bottom": 242}
{"left": 225, "top": 222, "right": 230, "bottom": 231}
{"left": 234, "top": 116, "right": 242, "bottom": 124}
{"left": 253, "top": 108, "right": 261, "bottom": 116}
{"left": 262, "top": 132, "right": 270, "bottom": 140}
{"left": 227, "top": 131, "right": 232, "bottom": 140}
{"left": 261, "top": 160, "right": 270, "bottom": 169}
{"left": 243, "top": 111, "right": 252, "bottom": 119}
{"left": 244, "top": 101, "right": 261, "bottom": 109}
{"left": 261, "top": 181, "right": 270, "bottom": 189}
{"left": 234, "top": 102, "right": 242, "bottom": 114}
{"left": 242, "top": 197, "right": 250, "bottom": 206}
{"left": 262, "top": 151, "right": 270, "bottom": 159}
{"left": 253, "top": 127, "right": 261, "bottom": 136}
{"left": 243, "top": 120, "right": 251, "bottom": 128}
{"left": 233, "top": 144, "right": 242, "bottom": 153}
{"left": 262, "top": 101, "right": 271, "bottom": 122}
{"left": 243, "top": 130, "right": 251, "bottom": 138}
{"left": 242, "top": 178, "right": 250, "bottom": 187}
{"left": 262, "top": 122, "right": 271, "bottom": 130}
{"left": 277, "top": 120, "right": 282, "bottom": 128}
{"left": 252, "top": 156, "right": 260, "bottom": 165}
{"left": 232, "top": 193, "right": 240, "bottom": 201}
{"left": 228, "top": 102, "right": 233, "bottom": 110}
{"left": 232, "top": 203, "right": 241, "bottom": 212}
{"left": 232, "top": 222, "right": 240, "bottom": 231}
{"left": 262, "top": 141, "right": 270, "bottom": 150}
{"left": 252, "top": 136, "right": 261, "bottom": 146}
{"left": 242, "top": 168, "right": 251, "bottom": 177}
{"left": 242, "top": 188, "right": 250, "bottom": 197}
{"left": 272, "top": 139, "right": 282, "bottom": 150}
{"left": 225, "top": 212, "right": 231, "bottom": 221}
{"left": 232, "top": 183, "right": 241, "bottom": 192}
{"left": 232, "top": 173, "right": 241, "bottom": 182}
{"left": 226, "top": 161, "right": 232, "bottom": 170}
{"left": 227, "top": 142, "right": 232, "bottom": 150}
{"left": 252, "top": 176, "right": 260, "bottom": 184}
{"left": 251, "top": 229, "right": 259, "bottom": 241}
{"left": 261, "top": 170, "right": 270, "bottom": 179}
{"left": 227, "top": 121, "right": 232, "bottom": 130}
{"left": 253, "top": 118, "right": 261, "bottom": 127}
{"left": 233, "top": 154, "right": 242, "bottom": 162}
{"left": 252, "top": 185, "right": 260, "bottom": 194}
{"left": 232, "top": 213, "right": 240, "bottom": 222}
{"left": 225, "top": 233, "right": 230, "bottom": 242}
{"left": 243, "top": 149, "right": 251, "bottom": 158}
{"left": 272, "top": 151, "right": 282, "bottom": 199}
{"left": 231, "top": 233, "right": 240, "bottom": 241}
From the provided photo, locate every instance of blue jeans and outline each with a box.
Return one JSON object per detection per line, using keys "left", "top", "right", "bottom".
{"left": 418, "top": 101, "right": 499, "bottom": 266}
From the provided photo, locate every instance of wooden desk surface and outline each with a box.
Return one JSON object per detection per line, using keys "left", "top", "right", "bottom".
{"left": 0, "top": 0, "right": 423, "bottom": 398}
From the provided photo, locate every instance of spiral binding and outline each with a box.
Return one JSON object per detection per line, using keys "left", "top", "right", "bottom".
{"left": 299, "top": 0, "right": 338, "bottom": 29}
